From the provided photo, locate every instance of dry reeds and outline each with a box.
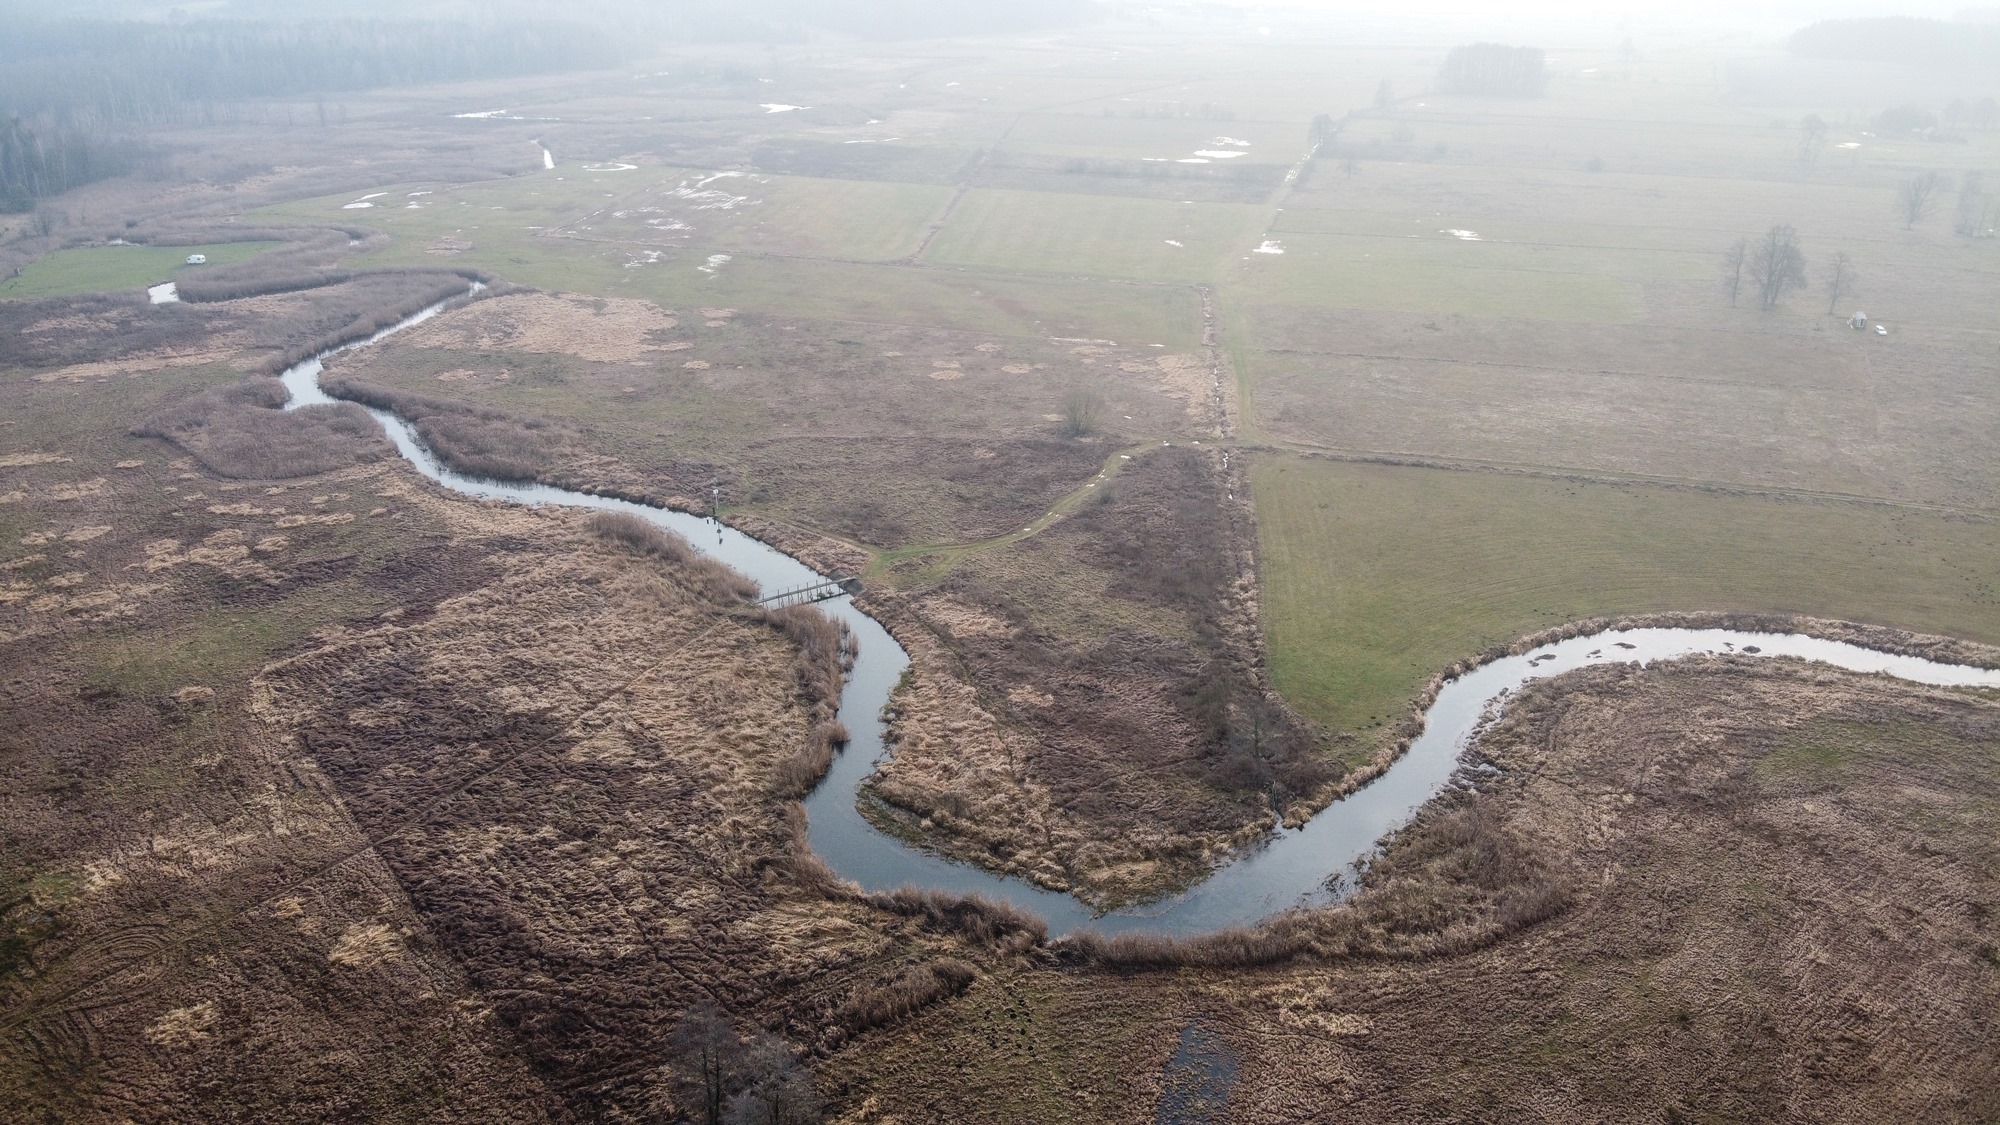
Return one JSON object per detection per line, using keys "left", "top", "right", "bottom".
{"left": 761, "top": 604, "right": 850, "bottom": 713}
{"left": 132, "top": 378, "right": 390, "bottom": 479}
{"left": 865, "top": 887, "right": 1049, "bottom": 954}
{"left": 771, "top": 720, "right": 847, "bottom": 801}
{"left": 834, "top": 959, "right": 977, "bottom": 1034}
{"left": 582, "top": 511, "right": 757, "bottom": 605}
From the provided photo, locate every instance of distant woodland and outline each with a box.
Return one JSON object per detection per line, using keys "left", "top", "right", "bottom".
{"left": 1436, "top": 44, "right": 1549, "bottom": 98}
{"left": 1790, "top": 17, "right": 2000, "bottom": 70}
{"left": 0, "top": 16, "right": 622, "bottom": 211}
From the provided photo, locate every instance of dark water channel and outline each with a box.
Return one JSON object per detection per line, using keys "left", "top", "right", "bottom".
{"left": 284, "top": 290, "right": 2000, "bottom": 938}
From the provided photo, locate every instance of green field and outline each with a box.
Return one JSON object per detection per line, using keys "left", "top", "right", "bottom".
{"left": 0, "top": 241, "right": 281, "bottom": 300}
{"left": 1254, "top": 455, "right": 2000, "bottom": 736}
{"left": 1225, "top": 231, "right": 1647, "bottom": 321}
{"left": 923, "top": 187, "right": 1268, "bottom": 281}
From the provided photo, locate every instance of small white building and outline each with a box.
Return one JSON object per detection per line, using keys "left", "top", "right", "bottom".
{"left": 184, "top": 254, "right": 207, "bottom": 265}
{"left": 1848, "top": 311, "right": 1867, "bottom": 329}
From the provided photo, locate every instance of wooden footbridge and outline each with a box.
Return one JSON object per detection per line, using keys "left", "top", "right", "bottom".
{"left": 757, "top": 573, "right": 863, "bottom": 609}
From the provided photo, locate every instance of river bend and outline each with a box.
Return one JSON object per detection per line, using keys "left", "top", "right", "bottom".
{"left": 281, "top": 291, "right": 2000, "bottom": 938}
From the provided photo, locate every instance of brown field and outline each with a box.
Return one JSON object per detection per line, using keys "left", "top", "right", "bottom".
{"left": 865, "top": 447, "right": 1327, "bottom": 906}
{"left": 832, "top": 657, "right": 2000, "bottom": 1123}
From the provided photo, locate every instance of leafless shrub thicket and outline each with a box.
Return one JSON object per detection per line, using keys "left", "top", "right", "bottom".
{"left": 667, "top": 1003, "right": 822, "bottom": 1125}
{"left": 0, "top": 291, "right": 204, "bottom": 370}
{"left": 1058, "top": 387, "right": 1104, "bottom": 438}
{"left": 132, "top": 377, "right": 389, "bottom": 478}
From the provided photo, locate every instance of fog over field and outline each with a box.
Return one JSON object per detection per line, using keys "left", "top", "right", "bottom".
{"left": 2, "top": 1, "right": 1998, "bottom": 1122}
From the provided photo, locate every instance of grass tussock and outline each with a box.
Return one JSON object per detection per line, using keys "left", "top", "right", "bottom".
{"left": 834, "top": 959, "right": 977, "bottom": 1035}
{"left": 583, "top": 511, "right": 758, "bottom": 604}
{"left": 132, "top": 378, "right": 390, "bottom": 479}
{"left": 866, "top": 888, "right": 1049, "bottom": 954}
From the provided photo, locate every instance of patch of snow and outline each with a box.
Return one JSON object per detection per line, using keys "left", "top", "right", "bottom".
{"left": 585, "top": 162, "right": 639, "bottom": 172}
{"left": 1164, "top": 240, "right": 1184, "bottom": 247}
{"left": 1440, "top": 228, "right": 1482, "bottom": 240}
{"left": 148, "top": 282, "right": 179, "bottom": 304}
{"left": 342, "top": 201, "right": 376, "bottom": 209}
{"left": 1253, "top": 240, "right": 1285, "bottom": 255}
{"left": 407, "top": 191, "right": 432, "bottom": 197}
{"left": 760, "top": 104, "right": 809, "bottom": 113}
{"left": 698, "top": 253, "right": 732, "bottom": 275}
{"left": 1178, "top": 158, "right": 1211, "bottom": 164}
{"left": 1193, "top": 150, "right": 1249, "bottom": 159}
{"left": 455, "top": 109, "right": 508, "bottom": 119}
{"left": 1213, "top": 137, "right": 1250, "bottom": 147}
{"left": 541, "top": 147, "right": 555, "bottom": 170}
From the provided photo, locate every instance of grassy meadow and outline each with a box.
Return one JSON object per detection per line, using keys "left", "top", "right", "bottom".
{"left": 1254, "top": 455, "right": 2000, "bottom": 735}
{"left": 0, "top": 240, "right": 282, "bottom": 299}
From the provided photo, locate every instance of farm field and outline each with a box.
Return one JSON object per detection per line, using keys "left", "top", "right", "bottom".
{"left": 1253, "top": 455, "right": 2000, "bottom": 737}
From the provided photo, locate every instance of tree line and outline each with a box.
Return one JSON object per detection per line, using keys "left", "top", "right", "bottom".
{"left": 0, "top": 14, "right": 625, "bottom": 211}
{"left": 0, "top": 17, "right": 623, "bottom": 125}
{"left": 0, "top": 115, "right": 142, "bottom": 213}
{"left": 1436, "top": 43, "right": 1548, "bottom": 98}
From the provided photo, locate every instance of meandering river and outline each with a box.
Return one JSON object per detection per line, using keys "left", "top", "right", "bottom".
{"left": 282, "top": 290, "right": 2000, "bottom": 938}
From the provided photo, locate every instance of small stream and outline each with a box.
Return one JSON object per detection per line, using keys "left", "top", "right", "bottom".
{"left": 282, "top": 290, "right": 2000, "bottom": 939}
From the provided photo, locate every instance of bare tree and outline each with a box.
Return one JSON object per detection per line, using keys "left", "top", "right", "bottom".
{"left": 1746, "top": 225, "right": 1808, "bottom": 310}
{"left": 726, "top": 1033, "right": 820, "bottom": 1125}
{"left": 1721, "top": 237, "right": 1748, "bottom": 307}
{"left": 1897, "top": 171, "right": 1950, "bottom": 229}
{"left": 1824, "top": 252, "right": 1859, "bottom": 315}
{"left": 1797, "top": 114, "right": 1827, "bottom": 164}
{"left": 1955, "top": 171, "right": 1990, "bottom": 238}
{"left": 1307, "top": 113, "right": 1338, "bottom": 148}
{"left": 1060, "top": 389, "right": 1104, "bottom": 438}
{"left": 672, "top": 1003, "right": 738, "bottom": 1125}
{"left": 1337, "top": 147, "right": 1361, "bottom": 177}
